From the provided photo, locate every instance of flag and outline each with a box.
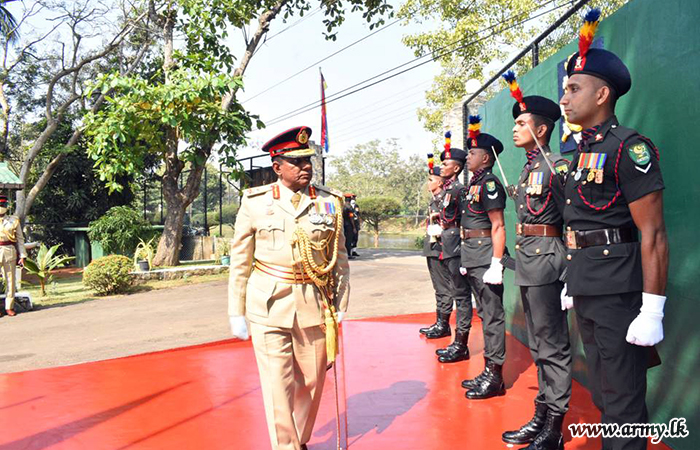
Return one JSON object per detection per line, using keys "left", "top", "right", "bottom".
{"left": 320, "top": 69, "right": 329, "bottom": 153}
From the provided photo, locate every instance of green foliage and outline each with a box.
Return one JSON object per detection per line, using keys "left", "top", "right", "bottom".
{"left": 82, "top": 255, "right": 134, "bottom": 296}
{"left": 27, "top": 119, "right": 134, "bottom": 252}
{"left": 84, "top": 69, "right": 258, "bottom": 192}
{"left": 414, "top": 235, "right": 426, "bottom": 250}
{"left": 133, "top": 238, "right": 156, "bottom": 270}
{"left": 191, "top": 203, "right": 238, "bottom": 227}
{"left": 328, "top": 139, "right": 430, "bottom": 215}
{"left": 87, "top": 206, "right": 153, "bottom": 255}
{"left": 23, "top": 244, "right": 75, "bottom": 296}
{"left": 398, "top": 0, "right": 629, "bottom": 134}
{"left": 356, "top": 196, "right": 401, "bottom": 247}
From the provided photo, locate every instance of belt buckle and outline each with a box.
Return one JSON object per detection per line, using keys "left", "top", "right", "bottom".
{"left": 565, "top": 230, "right": 577, "bottom": 249}
{"left": 516, "top": 223, "right": 523, "bottom": 235}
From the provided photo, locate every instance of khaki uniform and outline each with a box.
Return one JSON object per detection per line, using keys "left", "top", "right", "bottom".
{"left": 228, "top": 181, "right": 350, "bottom": 450}
{"left": 0, "top": 215, "right": 26, "bottom": 310}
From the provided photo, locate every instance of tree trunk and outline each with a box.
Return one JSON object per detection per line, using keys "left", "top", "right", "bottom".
{"left": 373, "top": 224, "right": 380, "bottom": 248}
{"left": 152, "top": 195, "right": 186, "bottom": 267}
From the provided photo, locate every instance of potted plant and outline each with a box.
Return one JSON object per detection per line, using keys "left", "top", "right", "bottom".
{"left": 133, "top": 238, "right": 155, "bottom": 271}
{"left": 216, "top": 238, "right": 231, "bottom": 266}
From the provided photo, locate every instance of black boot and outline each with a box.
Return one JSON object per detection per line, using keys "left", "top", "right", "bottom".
{"left": 465, "top": 360, "right": 505, "bottom": 399}
{"left": 437, "top": 331, "right": 469, "bottom": 363}
{"left": 461, "top": 358, "right": 490, "bottom": 389}
{"left": 424, "top": 312, "right": 451, "bottom": 339}
{"left": 420, "top": 311, "right": 450, "bottom": 337}
{"left": 519, "top": 410, "right": 564, "bottom": 450}
{"left": 502, "top": 401, "right": 548, "bottom": 444}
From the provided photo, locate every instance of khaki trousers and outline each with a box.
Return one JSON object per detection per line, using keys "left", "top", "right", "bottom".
{"left": 0, "top": 245, "right": 16, "bottom": 310}
{"left": 250, "top": 319, "right": 327, "bottom": 450}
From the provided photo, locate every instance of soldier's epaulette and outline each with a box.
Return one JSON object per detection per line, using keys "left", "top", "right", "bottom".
{"left": 243, "top": 184, "right": 273, "bottom": 198}
{"left": 608, "top": 125, "right": 638, "bottom": 144}
{"left": 313, "top": 184, "right": 343, "bottom": 198}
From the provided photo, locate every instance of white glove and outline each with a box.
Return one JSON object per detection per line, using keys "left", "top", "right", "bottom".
{"left": 626, "top": 293, "right": 665, "bottom": 347}
{"left": 427, "top": 224, "right": 443, "bottom": 237}
{"left": 459, "top": 266, "right": 467, "bottom": 276}
{"left": 229, "top": 315, "right": 250, "bottom": 340}
{"left": 560, "top": 284, "right": 574, "bottom": 311}
{"left": 482, "top": 257, "right": 503, "bottom": 285}
{"left": 337, "top": 312, "right": 345, "bottom": 323}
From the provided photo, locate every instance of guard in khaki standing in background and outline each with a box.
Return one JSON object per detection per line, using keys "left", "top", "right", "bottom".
{"left": 0, "top": 195, "right": 26, "bottom": 317}
{"left": 228, "top": 126, "right": 350, "bottom": 450}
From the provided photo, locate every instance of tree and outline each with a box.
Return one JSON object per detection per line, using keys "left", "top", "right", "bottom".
{"left": 0, "top": 0, "right": 19, "bottom": 44}
{"left": 398, "top": 0, "right": 629, "bottom": 134}
{"left": 85, "top": 0, "right": 393, "bottom": 267}
{"left": 0, "top": 1, "right": 150, "bottom": 223}
{"left": 327, "top": 139, "right": 429, "bottom": 218}
{"left": 357, "top": 196, "right": 400, "bottom": 248}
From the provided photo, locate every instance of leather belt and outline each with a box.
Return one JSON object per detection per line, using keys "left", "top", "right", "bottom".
{"left": 461, "top": 228, "right": 492, "bottom": 239}
{"left": 565, "top": 227, "right": 638, "bottom": 250}
{"left": 253, "top": 261, "right": 313, "bottom": 284}
{"left": 516, "top": 223, "right": 561, "bottom": 237}
{"left": 0, "top": 241, "right": 14, "bottom": 246}
{"left": 442, "top": 224, "right": 459, "bottom": 230}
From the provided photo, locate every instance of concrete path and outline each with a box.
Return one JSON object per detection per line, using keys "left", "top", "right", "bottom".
{"left": 0, "top": 249, "right": 435, "bottom": 373}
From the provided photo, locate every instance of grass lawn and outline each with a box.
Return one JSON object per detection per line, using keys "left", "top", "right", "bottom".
{"left": 23, "top": 270, "right": 228, "bottom": 309}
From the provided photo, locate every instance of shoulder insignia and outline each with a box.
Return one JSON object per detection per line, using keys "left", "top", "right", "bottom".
{"left": 628, "top": 142, "right": 651, "bottom": 166}
{"left": 244, "top": 184, "right": 273, "bottom": 198}
{"left": 314, "top": 184, "right": 343, "bottom": 198}
{"left": 486, "top": 180, "right": 496, "bottom": 192}
{"left": 555, "top": 160, "right": 569, "bottom": 174}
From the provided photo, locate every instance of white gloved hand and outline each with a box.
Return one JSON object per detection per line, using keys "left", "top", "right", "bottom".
{"left": 459, "top": 266, "right": 467, "bottom": 276}
{"left": 427, "top": 224, "right": 443, "bottom": 237}
{"left": 482, "top": 257, "right": 503, "bottom": 285}
{"left": 626, "top": 293, "right": 665, "bottom": 346}
{"left": 560, "top": 284, "right": 574, "bottom": 311}
{"left": 229, "top": 315, "right": 250, "bottom": 340}
{"left": 337, "top": 312, "right": 345, "bottom": 323}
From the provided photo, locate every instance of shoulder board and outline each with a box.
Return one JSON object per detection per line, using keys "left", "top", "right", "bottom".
{"left": 314, "top": 184, "right": 343, "bottom": 198}
{"left": 243, "top": 184, "right": 273, "bottom": 198}
{"left": 482, "top": 173, "right": 502, "bottom": 185}
{"left": 608, "top": 125, "right": 638, "bottom": 143}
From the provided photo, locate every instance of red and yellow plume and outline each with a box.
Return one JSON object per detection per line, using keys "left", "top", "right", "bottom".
{"left": 427, "top": 153, "right": 435, "bottom": 171}
{"left": 579, "top": 8, "right": 601, "bottom": 59}
{"left": 502, "top": 70, "right": 526, "bottom": 111}
{"left": 468, "top": 115, "right": 481, "bottom": 141}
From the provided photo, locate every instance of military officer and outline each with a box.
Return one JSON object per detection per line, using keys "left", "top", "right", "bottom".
{"left": 350, "top": 195, "right": 361, "bottom": 256}
{"left": 0, "top": 195, "right": 26, "bottom": 317}
{"left": 459, "top": 116, "right": 508, "bottom": 400}
{"left": 228, "top": 126, "right": 350, "bottom": 450}
{"left": 419, "top": 157, "right": 455, "bottom": 337}
{"left": 342, "top": 194, "right": 357, "bottom": 259}
{"left": 432, "top": 143, "right": 474, "bottom": 364}
{"left": 560, "top": 9, "right": 668, "bottom": 450}
{"left": 500, "top": 71, "right": 573, "bottom": 450}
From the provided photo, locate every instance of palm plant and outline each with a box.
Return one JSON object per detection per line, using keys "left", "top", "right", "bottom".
{"left": 0, "top": 0, "right": 20, "bottom": 44}
{"left": 23, "top": 243, "right": 75, "bottom": 296}
{"left": 133, "top": 237, "right": 155, "bottom": 270}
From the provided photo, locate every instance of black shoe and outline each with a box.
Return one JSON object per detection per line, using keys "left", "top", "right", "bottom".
{"left": 466, "top": 360, "right": 505, "bottom": 399}
{"left": 519, "top": 410, "right": 564, "bottom": 450}
{"left": 420, "top": 311, "right": 450, "bottom": 336}
{"left": 352, "top": 251, "right": 360, "bottom": 256}
{"left": 461, "top": 358, "right": 490, "bottom": 389}
{"left": 424, "top": 312, "right": 451, "bottom": 339}
{"left": 437, "top": 331, "right": 469, "bottom": 363}
{"left": 502, "top": 401, "right": 549, "bottom": 444}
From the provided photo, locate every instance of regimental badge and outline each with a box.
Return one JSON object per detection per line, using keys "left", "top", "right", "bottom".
{"left": 574, "top": 56, "right": 584, "bottom": 70}
{"left": 628, "top": 143, "right": 651, "bottom": 166}
{"left": 555, "top": 163, "right": 569, "bottom": 175}
{"left": 595, "top": 133, "right": 603, "bottom": 142}
{"left": 486, "top": 181, "right": 496, "bottom": 193}
{"left": 296, "top": 128, "right": 309, "bottom": 145}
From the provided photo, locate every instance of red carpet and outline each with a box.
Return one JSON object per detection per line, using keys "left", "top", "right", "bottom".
{"left": 0, "top": 313, "right": 671, "bottom": 449}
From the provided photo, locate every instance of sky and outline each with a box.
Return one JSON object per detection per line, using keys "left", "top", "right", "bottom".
{"left": 228, "top": 3, "right": 442, "bottom": 162}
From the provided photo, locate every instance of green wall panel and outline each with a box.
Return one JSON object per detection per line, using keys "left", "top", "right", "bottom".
{"left": 471, "top": 1, "right": 700, "bottom": 448}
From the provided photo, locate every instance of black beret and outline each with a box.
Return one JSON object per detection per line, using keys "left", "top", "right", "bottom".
{"left": 466, "top": 133, "right": 504, "bottom": 156}
{"left": 566, "top": 48, "right": 631, "bottom": 97}
{"left": 430, "top": 166, "right": 441, "bottom": 176}
{"left": 440, "top": 147, "right": 467, "bottom": 163}
{"left": 512, "top": 95, "right": 561, "bottom": 122}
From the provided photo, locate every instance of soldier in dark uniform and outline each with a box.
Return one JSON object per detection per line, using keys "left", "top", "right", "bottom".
{"left": 431, "top": 146, "right": 473, "bottom": 363}
{"left": 559, "top": 9, "right": 668, "bottom": 450}
{"left": 342, "top": 194, "right": 357, "bottom": 259}
{"left": 500, "top": 71, "right": 573, "bottom": 450}
{"left": 350, "top": 195, "right": 361, "bottom": 256}
{"left": 458, "top": 115, "right": 508, "bottom": 399}
{"left": 419, "top": 157, "right": 455, "bottom": 337}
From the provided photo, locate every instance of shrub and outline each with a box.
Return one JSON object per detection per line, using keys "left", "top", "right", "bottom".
{"left": 88, "top": 206, "right": 153, "bottom": 255}
{"left": 83, "top": 255, "right": 134, "bottom": 295}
